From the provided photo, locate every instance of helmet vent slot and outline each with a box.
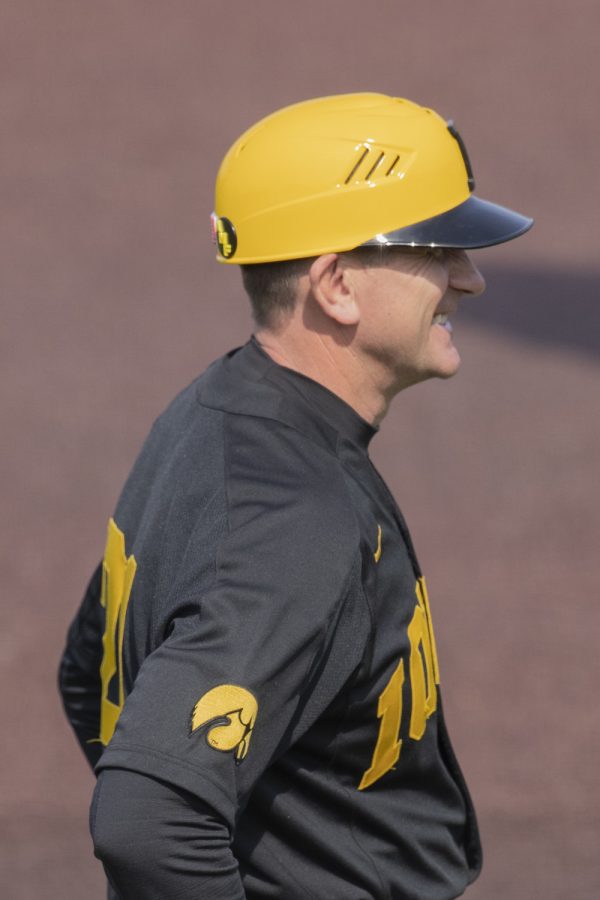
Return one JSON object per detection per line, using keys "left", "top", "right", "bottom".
{"left": 343, "top": 146, "right": 402, "bottom": 185}
{"left": 364, "top": 151, "right": 386, "bottom": 182}
{"left": 344, "top": 146, "right": 370, "bottom": 184}
{"left": 385, "top": 154, "right": 400, "bottom": 177}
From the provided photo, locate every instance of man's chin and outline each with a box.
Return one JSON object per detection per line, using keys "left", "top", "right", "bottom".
{"left": 425, "top": 349, "right": 461, "bottom": 381}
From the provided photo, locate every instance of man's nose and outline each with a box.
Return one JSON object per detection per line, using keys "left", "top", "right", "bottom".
{"left": 449, "top": 250, "right": 486, "bottom": 297}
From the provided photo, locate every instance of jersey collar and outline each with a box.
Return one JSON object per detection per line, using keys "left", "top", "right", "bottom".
{"left": 252, "top": 339, "right": 377, "bottom": 453}
{"left": 197, "top": 338, "right": 377, "bottom": 455}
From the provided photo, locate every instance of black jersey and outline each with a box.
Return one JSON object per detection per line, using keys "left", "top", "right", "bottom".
{"left": 72, "top": 338, "right": 481, "bottom": 899}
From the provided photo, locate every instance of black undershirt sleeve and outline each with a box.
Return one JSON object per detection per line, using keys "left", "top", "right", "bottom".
{"left": 91, "top": 769, "right": 245, "bottom": 900}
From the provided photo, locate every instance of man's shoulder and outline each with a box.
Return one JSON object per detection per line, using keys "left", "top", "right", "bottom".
{"left": 223, "top": 408, "right": 351, "bottom": 513}
{"left": 149, "top": 342, "right": 293, "bottom": 437}
{"left": 130, "top": 343, "right": 366, "bottom": 547}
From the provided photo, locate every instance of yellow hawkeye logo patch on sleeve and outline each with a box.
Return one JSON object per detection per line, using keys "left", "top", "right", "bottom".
{"left": 190, "top": 684, "right": 258, "bottom": 762}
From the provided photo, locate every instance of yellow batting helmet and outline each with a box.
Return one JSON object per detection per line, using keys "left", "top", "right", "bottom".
{"left": 212, "top": 93, "right": 532, "bottom": 264}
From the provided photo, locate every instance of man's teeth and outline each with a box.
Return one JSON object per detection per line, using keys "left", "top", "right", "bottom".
{"left": 432, "top": 313, "right": 453, "bottom": 332}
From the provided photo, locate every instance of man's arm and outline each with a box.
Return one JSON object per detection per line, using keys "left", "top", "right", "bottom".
{"left": 91, "top": 769, "right": 245, "bottom": 900}
{"left": 58, "top": 563, "right": 105, "bottom": 768}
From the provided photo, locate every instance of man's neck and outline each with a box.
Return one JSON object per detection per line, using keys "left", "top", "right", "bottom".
{"left": 254, "top": 327, "right": 392, "bottom": 427}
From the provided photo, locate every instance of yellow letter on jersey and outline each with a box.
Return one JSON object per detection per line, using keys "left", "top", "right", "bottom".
{"left": 99, "top": 518, "right": 137, "bottom": 746}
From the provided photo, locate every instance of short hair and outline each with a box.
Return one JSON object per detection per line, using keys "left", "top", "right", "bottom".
{"left": 240, "top": 258, "right": 314, "bottom": 329}
{"left": 240, "top": 246, "right": 388, "bottom": 330}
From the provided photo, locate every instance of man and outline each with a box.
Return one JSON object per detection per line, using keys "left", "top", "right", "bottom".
{"left": 59, "top": 93, "right": 532, "bottom": 899}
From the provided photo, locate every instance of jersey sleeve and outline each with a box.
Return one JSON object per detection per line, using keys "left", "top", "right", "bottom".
{"left": 91, "top": 770, "right": 246, "bottom": 899}
{"left": 96, "top": 416, "right": 372, "bottom": 828}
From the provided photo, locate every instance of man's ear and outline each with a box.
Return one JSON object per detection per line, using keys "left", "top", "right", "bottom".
{"left": 308, "top": 254, "right": 361, "bottom": 326}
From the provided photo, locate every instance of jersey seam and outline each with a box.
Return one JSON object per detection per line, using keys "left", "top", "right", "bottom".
{"left": 219, "top": 409, "right": 366, "bottom": 602}
{"left": 320, "top": 583, "right": 387, "bottom": 900}
{"left": 222, "top": 412, "right": 233, "bottom": 536}
{"left": 218, "top": 413, "right": 374, "bottom": 772}
{"left": 247, "top": 846, "right": 322, "bottom": 900}
{"left": 163, "top": 486, "right": 227, "bottom": 617}
{"left": 258, "top": 574, "right": 378, "bottom": 899}
{"left": 199, "top": 400, "right": 344, "bottom": 463}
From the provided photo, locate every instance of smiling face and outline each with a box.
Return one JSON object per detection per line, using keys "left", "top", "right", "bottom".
{"left": 345, "top": 247, "right": 486, "bottom": 394}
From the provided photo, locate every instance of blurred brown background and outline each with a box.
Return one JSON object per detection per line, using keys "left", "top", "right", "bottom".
{"left": 2, "top": 1, "right": 599, "bottom": 897}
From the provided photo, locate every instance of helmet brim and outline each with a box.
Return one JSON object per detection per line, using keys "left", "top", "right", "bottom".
{"left": 361, "top": 195, "right": 533, "bottom": 250}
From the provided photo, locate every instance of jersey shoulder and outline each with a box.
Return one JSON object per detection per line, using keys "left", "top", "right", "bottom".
{"left": 223, "top": 408, "right": 360, "bottom": 550}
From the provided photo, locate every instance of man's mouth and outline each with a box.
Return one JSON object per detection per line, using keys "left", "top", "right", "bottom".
{"left": 432, "top": 313, "right": 453, "bottom": 332}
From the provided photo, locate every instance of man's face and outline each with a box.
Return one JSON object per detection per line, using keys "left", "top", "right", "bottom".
{"left": 348, "top": 247, "right": 485, "bottom": 393}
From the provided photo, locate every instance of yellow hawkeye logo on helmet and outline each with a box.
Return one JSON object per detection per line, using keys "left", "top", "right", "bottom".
{"left": 190, "top": 684, "right": 257, "bottom": 762}
{"left": 211, "top": 212, "right": 237, "bottom": 259}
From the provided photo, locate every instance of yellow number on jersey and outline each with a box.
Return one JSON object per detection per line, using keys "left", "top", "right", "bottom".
{"left": 358, "top": 659, "right": 405, "bottom": 790}
{"left": 359, "top": 577, "right": 440, "bottom": 790}
{"left": 408, "top": 576, "right": 439, "bottom": 739}
{"left": 99, "top": 518, "right": 137, "bottom": 746}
